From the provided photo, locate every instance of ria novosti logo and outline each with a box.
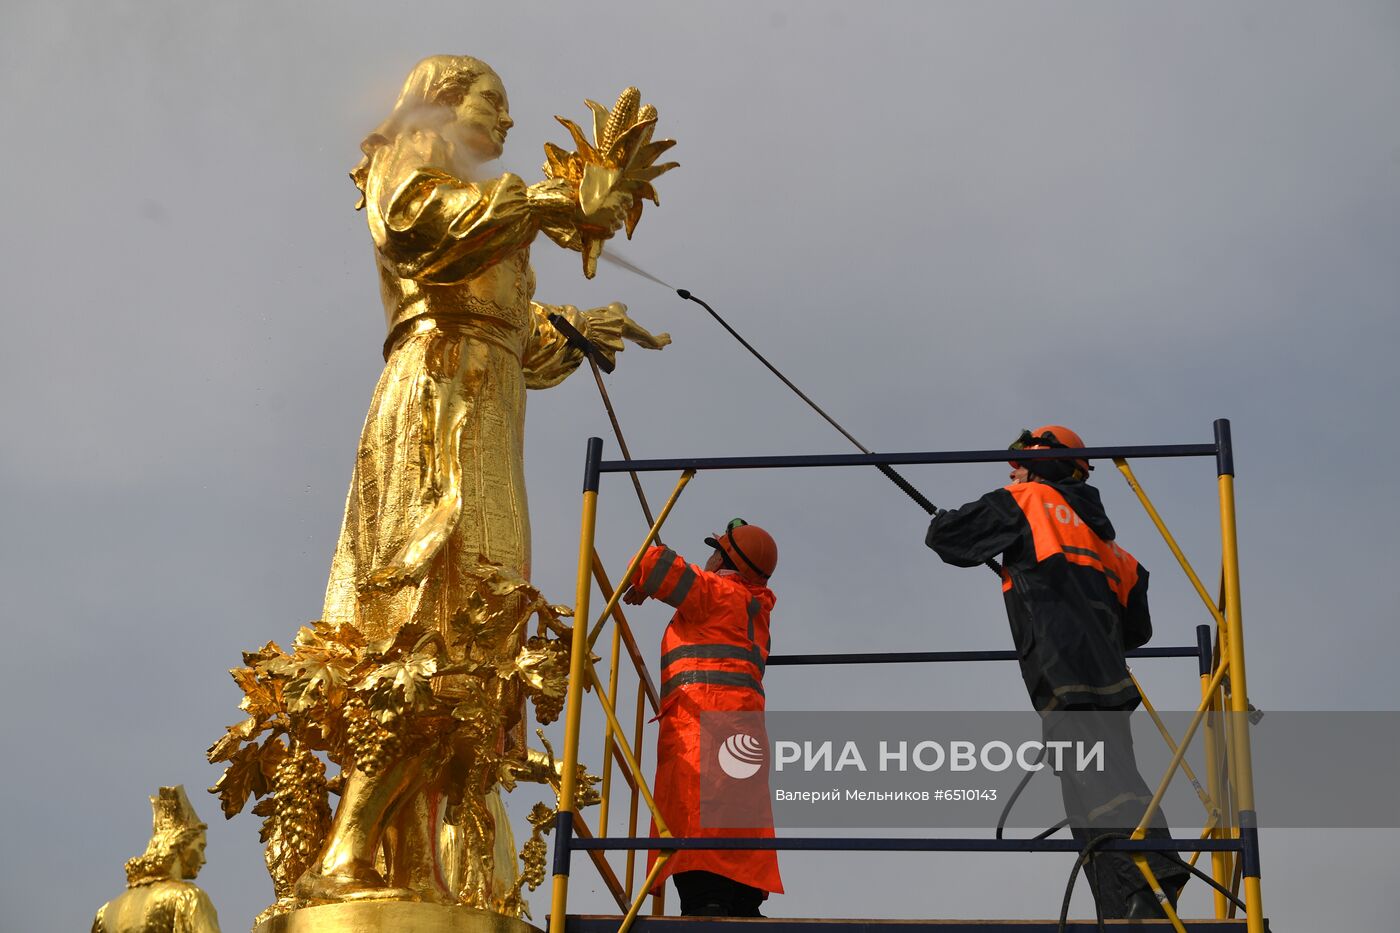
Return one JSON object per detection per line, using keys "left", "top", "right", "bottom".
{"left": 717, "top": 733, "right": 766, "bottom": 779}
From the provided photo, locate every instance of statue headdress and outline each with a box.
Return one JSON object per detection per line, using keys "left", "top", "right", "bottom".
{"left": 124, "top": 786, "right": 207, "bottom": 886}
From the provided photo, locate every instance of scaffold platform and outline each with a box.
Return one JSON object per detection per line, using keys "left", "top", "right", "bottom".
{"left": 548, "top": 422, "right": 1269, "bottom": 933}
{"left": 564, "top": 917, "right": 1263, "bottom": 931}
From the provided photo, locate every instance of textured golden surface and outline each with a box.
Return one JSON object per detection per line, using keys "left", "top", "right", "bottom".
{"left": 254, "top": 901, "right": 541, "bottom": 933}
{"left": 92, "top": 787, "right": 221, "bottom": 933}
{"left": 210, "top": 54, "right": 673, "bottom": 923}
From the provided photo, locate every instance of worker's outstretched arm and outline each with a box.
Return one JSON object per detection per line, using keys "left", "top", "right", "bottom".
{"left": 925, "top": 490, "right": 1024, "bottom": 568}
{"left": 622, "top": 546, "right": 716, "bottom": 619}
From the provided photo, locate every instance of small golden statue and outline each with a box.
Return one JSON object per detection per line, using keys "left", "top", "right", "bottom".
{"left": 209, "top": 55, "right": 674, "bottom": 928}
{"left": 92, "top": 786, "right": 221, "bottom": 933}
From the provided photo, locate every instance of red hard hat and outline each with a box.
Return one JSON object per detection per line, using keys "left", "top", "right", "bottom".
{"left": 704, "top": 520, "right": 778, "bottom": 584}
{"left": 1009, "top": 424, "right": 1092, "bottom": 476}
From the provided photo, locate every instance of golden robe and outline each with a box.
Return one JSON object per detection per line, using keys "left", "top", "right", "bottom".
{"left": 92, "top": 882, "right": 220, "bottom": 933}
{"left": 323, "top": 125, "right": 612, "bottom": 641}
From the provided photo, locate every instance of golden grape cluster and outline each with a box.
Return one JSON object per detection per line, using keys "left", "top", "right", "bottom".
{"left": 344, "top": 695, "right": 402, "bottom": 776}
{"left": 519, "top": 834, "right": 547, "bottom": 891}
{"left": 265, "top": 746, "right": 330, "bottom": 898}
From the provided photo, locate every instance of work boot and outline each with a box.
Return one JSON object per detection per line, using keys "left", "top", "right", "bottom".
{"left": 1122, "top": 880, "right": 1183, "bottom": 920}
{"left": 1122, "top": 889, "right": 1165, "bottom": 919}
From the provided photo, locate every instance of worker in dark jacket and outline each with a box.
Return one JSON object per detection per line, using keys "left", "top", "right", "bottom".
{"left": 925, "top": 425, "right": 1189, "bottom": 919}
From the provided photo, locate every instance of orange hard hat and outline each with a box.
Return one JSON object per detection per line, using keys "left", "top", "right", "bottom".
{"left": 1009, "top": 424, "right": 1093, "bottom": 477}
{"left": 704, "top": 519, "right": 778, "bottom": 584}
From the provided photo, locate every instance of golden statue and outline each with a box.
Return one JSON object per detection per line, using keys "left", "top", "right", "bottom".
{"left": 93, "top": 786, "right": 221, "bottom": 933}
{"left": 208, "top": 55, "right": 674, "bottom": 928}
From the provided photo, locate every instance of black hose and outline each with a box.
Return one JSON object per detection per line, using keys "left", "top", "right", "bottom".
{"left": 1182, "top": 857, "right": 1246, "bottom": 913}
{"left": 677, "top": 288, "right": 1003, "bottom": 576}
{"left": 1058, "top": 832, "right": 1126, "bottom": 933}
{"left": 996, "top": 745, "right": 1048, "bottom": 840}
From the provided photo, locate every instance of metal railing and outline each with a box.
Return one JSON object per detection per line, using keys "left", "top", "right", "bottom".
{"left": 547, "top": 419, "right": 1264, "bottom": 933}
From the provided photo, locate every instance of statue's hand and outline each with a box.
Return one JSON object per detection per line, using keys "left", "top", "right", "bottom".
{"left": 584, "top": 189, "right": 634, "bottom": 234}
{"left": 581, "top": 302, "right": 671, "bottom": 368}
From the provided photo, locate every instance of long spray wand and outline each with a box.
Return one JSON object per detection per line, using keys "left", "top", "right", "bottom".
{"left": 596, "top": 251, "right": 1002, "bottom": 576}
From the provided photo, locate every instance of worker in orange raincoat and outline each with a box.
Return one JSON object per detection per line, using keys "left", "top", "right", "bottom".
{"left": 623, "top": 519, "right": 782, "bottom": 916}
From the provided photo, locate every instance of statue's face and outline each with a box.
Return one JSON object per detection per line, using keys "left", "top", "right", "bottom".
{"left": 178, "top": 831, "right": 207, "bottom": 879}
{"left": 444, "top": 70, "right": 513, "bottom": 161}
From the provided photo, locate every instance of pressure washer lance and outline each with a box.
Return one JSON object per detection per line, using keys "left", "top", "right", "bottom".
{"left": 675, "top": 288, "right": 1003, "bottom": 577}
{"left": 548, "top": 312, "right": 661, "bottom": 540}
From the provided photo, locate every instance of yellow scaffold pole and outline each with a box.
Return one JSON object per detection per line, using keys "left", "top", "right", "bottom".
{"left": 551, "top": 437, "right": 605, "bottom": 933}
{"left": 1129, "top": 672, "right": 1220, "bottom": 822}
{"left": 1213, "top": 420, "right": 1267, "bottom": 932}
{"left": 1203, "top": 647, "right": 1233, "bottom": 917}
{"left": 1127, "top": 657, "right": 1229, "bottom": 933}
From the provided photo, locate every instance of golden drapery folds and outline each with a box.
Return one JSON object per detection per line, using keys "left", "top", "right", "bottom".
{"left": 276, "top": 54, "right": 671, "bottom": 916}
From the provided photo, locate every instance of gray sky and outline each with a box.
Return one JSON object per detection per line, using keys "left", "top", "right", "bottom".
{"left": 3, "top": 1, "right": 1398, "bottom": 928}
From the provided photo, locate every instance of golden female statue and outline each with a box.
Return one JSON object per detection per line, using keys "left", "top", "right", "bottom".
{"left": 93, "top": 786, "right": 221, "bottom": 933}
{"left": 293, "top": 56, "right": 670, "bottom": 907}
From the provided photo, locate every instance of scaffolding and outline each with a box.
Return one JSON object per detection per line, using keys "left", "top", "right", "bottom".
{"left": 545, "top": 419, "right": 1267, "bottom": 932}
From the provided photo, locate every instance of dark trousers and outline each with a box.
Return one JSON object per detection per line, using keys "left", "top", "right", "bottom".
{"left": 673, "top": 870, "right": 765, "bottom": 917}
{"left": 1042, "top": 710, "right": 1191, "bottom": 918}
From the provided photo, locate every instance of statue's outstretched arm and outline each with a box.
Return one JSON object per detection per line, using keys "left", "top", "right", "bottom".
{"left": 522, "top": 301, "right": 670, "bottom": 389}
{"left": 367, "top": 130, "right": 634, "bottom": 286}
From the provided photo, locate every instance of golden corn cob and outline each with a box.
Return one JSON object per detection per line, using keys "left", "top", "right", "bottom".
{"left": 602, "top": 86, "right": 640, "bottom": 150}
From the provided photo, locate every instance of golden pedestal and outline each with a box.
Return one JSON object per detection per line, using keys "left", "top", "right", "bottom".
{"left": 256, "top": 902, "right": 543, "bottom": 933}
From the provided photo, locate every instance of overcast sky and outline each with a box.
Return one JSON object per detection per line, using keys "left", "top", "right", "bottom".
{"left": 3, "top": 2, "right": 1398, "bottom": 929}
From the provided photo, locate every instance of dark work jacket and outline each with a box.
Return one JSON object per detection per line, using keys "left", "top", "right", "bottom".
{"left": 925, "top": 480, "right": 1151, "bottom": 711}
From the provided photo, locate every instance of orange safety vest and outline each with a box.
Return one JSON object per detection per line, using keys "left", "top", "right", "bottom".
{"left": 631, "top": 545, "right": 783, "bottom": 896}
{"left": 927, "top": 480, "right": 1151, "bottom": 711}
{"left": 1001, "top": 483, "right": 1141, "bottom": 603}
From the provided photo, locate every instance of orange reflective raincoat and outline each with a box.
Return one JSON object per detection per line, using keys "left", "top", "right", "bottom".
{"left": 630, "top": 545, "right": 783, "bottom": 896}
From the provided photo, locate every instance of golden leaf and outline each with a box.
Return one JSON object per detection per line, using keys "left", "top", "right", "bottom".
{"left": 231, "top": 667, "right": 260, "bottom": 694}
{"left": 207, "top": 717, "right": 264, "bottom": 763}
{"left": 232, "top": 668, "right": 282, "bottom": 720}
{"left": 630, "top": 162, "right": 679, "bottom": 183}
{"left": 364, "top": 651, "right": 438, "bottom": 712}
{"left": 553, "top": 117, "right": 597, "bottom": 164}
{"left": 259, "top": 737, "right": 288, "bottom": 788}
{"left": 580, "top": 164, "right": 622, "bottom": 217}
{"left": 605, "top": 117, "right": 656, "bottom": 166}
{"left": 211, "top": 743, "right": 265, "bottom": 818}
{"left": 368, "top": 620, "right": 429, "bottom": 659}
{"left": 634, "top": 139, "right": 678, "bottom": 167}
{"left": 284, "top": 656, "right": 349, "bottom": 714}
{"left": 242, "top": 641, "right": 283, "bottom": 667}
{"left": 542, "top": 143, "right": 579, "bottom": 180}
{"left": 527, "top": 801, "right": 556, "bottom": 830}
{"left": 584, "top": 99, "right": 610, "bottom": 151}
